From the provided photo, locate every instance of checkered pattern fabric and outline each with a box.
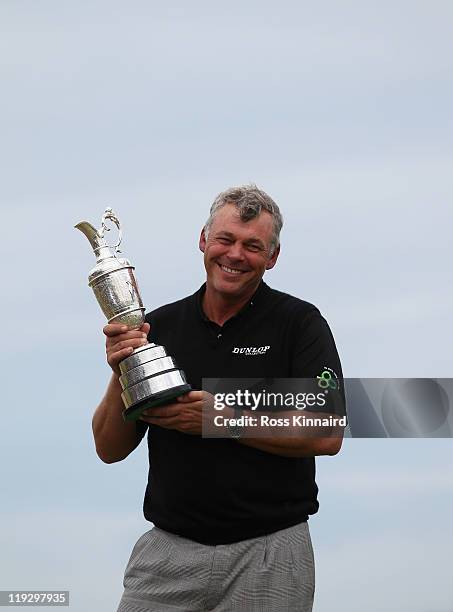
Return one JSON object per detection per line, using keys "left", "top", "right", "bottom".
{"left": 117, "top": 522, "right": 314, "bottom": 612}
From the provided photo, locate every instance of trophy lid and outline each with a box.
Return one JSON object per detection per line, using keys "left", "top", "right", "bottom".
{"left": 75, "top": 208, "right": 133, "bottom": 284}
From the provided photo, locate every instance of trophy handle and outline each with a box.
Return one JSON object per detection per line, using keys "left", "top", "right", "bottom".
{"left": 100, "top": 207, "right": 123, "bottom": 254}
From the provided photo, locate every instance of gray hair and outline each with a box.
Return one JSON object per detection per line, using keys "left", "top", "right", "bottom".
{"left": 204, "top": 184, "right": 283, "bottom": 255}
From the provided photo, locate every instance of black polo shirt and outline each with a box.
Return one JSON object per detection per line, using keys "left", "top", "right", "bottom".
{"left": 140, "top": 281, "right": 343, "bottom": 545}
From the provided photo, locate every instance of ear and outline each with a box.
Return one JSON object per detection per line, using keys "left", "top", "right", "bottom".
{"left": 265, "top": 244, "right": 280, "bottom": 270}
{"left": 199, "top": 228, "right": 207, "bottom": 253}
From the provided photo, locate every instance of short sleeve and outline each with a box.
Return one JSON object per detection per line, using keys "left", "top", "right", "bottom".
{"left": 290, "top": 310, "right": 345, "bottom": 415}
{"left": 136, "top": 419, "right": 149, "bottom": 441}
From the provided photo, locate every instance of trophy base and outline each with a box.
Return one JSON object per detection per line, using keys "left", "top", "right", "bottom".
{"left": 122, "top": 383, "right": 192, "bottom": 422}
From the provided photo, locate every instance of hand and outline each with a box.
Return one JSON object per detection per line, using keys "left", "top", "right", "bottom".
{"left": 140, "top": 391, "right": 214, "bottom": 436}
{"left": 103, "top": 322, "right": 150, "bottom": 377}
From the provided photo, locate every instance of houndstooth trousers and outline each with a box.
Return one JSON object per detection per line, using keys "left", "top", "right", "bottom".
{"left": 116, "top": 521, "right": 315, "bottom": 612}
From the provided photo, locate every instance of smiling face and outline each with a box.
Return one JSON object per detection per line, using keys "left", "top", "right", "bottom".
{"left": 199, "top": 203, "right": 280, "bottom": 301}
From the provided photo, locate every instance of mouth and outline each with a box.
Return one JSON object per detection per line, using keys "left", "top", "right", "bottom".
{"left": 217, "top": 263, "right": 247, "bottom": 275}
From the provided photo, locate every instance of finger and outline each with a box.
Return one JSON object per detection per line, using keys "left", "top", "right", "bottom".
{"left": 177, "top": 391, "right": 203, "bottom": 402}
{"left": 107, "top": 337, "right": 148, "bottom": 353}
{"left": 108, "top": 346, "right": 135, "bottom": 366}
{"left": 144, "top": 402, "right": 202, "bottom": 418}
{"left": 103, "top": 323, "right": 129, "bottom": 337}
{"left": 106, "top": 330, "right": 149, "bottom": 346}
{"left": 140, "top": 322, "right": 150, "bottom": 334}
{"left": 171, "top": 401, "right": 203, "bottom": 411}
{"left": 141, "top": 405, "right": 181, "bottom": 418}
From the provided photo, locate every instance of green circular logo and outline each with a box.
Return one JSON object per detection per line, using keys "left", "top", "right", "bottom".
{"left": 317, "top": 369, "right": 338, "bottom": 390}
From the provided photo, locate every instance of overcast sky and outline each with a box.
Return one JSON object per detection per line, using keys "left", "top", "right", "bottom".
{"left": 1, "top": 2, "right": 452, "bottom": 611}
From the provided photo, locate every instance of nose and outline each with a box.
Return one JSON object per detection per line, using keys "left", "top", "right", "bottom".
{"left": 226, "top": 241, "right": 245, "bottom": 262}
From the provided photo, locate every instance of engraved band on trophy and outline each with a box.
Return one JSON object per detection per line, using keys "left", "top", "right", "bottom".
{"left": 75, "top": 208, "right": 191, "bottom": 421}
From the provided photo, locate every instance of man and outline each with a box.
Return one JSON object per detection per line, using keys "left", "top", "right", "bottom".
{"left": 93, "top": 185, "right": 345, "bottom": 612}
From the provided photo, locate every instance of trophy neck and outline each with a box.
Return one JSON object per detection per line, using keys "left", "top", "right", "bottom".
{"left": 75, "top": 221, "right": 113, "bottom": 262}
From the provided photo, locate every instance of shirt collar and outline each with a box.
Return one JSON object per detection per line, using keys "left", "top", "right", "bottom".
{"left": 194, "top": 280, "right": 269, "bottom": 325}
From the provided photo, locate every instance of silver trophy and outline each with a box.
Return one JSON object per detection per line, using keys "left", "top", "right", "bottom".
{"left": 75, "top": 208, "right": 191, "bottom": 421}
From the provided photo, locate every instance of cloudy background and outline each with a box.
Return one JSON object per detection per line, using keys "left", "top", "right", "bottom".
{"left": 1, "top": 1, "right": 452, "bottom": 610}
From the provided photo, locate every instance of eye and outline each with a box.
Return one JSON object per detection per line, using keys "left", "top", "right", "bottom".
{"left": 217, "top": 237, "right": 232, "bottom": 244}
{"left": 246, "top": 244, "right": 262, "bottom": 252}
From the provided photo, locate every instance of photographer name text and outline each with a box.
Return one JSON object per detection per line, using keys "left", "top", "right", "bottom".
{"left": 214, "top": 414, "right": 347, "bottom": 428}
